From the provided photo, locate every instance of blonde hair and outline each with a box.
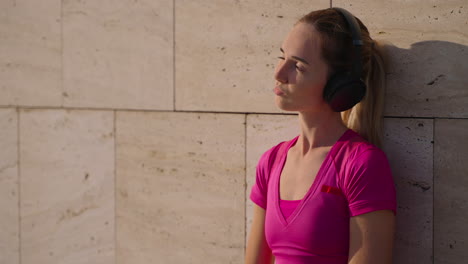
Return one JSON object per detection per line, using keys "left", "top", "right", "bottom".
{"left": 297, "top": 8, "right": 388, "bottom": 148}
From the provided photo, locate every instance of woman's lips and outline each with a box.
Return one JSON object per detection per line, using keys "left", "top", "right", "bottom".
{"left": 274, "top": 86, "right": 285, "bottom": 96}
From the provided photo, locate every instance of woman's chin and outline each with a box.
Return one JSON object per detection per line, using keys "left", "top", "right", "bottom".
{"left": 274, "top": 99, "right": 297, "bottom": 112}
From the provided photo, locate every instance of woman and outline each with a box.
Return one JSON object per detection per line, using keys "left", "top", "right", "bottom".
{"left": 245, "top": 7, "right": 397, "bottom": 264}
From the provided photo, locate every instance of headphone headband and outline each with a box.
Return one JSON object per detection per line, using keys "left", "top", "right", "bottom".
{"left": 331, "top": 7, "right": 363, "bottom": 78}
{"left": 322, "top": 7, "right": 367, "bottom": 112}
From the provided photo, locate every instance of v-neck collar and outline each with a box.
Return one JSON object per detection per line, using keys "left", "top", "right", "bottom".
{"left": 274, "top": 128, "right": 353, "bottom": 227}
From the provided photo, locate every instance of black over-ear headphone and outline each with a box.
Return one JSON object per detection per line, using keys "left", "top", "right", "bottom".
{"left": 323, "top": 7, "right": 367, "bottom": 112}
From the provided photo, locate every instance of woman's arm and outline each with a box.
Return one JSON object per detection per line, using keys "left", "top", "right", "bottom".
{"left": 245, "top": 204, "right": 275, "bottom": 264}
{"left": 348, "top": 210, "right": 396, "bottom": 264}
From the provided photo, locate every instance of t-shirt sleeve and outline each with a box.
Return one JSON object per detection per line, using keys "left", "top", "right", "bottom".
{"left": 343, "top": 147, "right": 397, "bottom": 217}
{"left": 249, "top": 148, "right": 274, "bottom": 210}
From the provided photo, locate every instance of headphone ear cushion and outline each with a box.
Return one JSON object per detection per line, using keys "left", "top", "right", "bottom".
{"left": 323, "top": 72, "right": 366, "bottom": 112}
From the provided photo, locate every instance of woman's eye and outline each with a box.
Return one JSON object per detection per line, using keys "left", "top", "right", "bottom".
{"left": 277, "top": 56, "right": 304, "bottom": 72}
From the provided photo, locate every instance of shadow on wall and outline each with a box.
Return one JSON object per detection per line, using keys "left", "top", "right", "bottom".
{"left": 383, "top": 40, "right": 468, "bottom": 118}
{"left": 373, "top": 40, "right": 467, "bottom": 263}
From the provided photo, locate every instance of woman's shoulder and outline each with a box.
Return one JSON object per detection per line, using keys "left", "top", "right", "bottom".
{"left": 258, "top": 136, "right": 299, "bottom": 168}
{"left": 336, "top": 130, "right": 393, "bottom": 183}
{"left": 254, "top": 136, "right": 298, "bottom": 187}
{"left": 338, "top": 129, "right": 388, "bottom": 164}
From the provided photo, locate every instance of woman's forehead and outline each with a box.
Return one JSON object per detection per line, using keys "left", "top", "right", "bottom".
{"left": 282, "top": 23, "right": 322, "bottom": 64}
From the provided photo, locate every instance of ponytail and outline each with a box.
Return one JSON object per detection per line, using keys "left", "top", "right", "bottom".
{"left": 341, "top": 40, "right": 389, "bottom": 148}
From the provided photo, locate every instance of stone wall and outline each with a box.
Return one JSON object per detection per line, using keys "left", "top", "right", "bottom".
{"left": 1, "top": 0, "right": 467, "bottom": 263}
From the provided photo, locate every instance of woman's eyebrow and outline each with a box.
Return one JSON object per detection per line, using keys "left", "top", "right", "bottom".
{"left": 280, "top": 47, "right": 310, "bottom": 65}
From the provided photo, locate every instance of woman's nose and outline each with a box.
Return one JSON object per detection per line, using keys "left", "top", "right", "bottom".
{"left": 274, "top": 63, "right": 288, "bottom": 84}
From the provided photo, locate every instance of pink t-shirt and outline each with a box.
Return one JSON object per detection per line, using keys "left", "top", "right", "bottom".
{"left": 250, "top": 128, "right": 397, "bottom": 264}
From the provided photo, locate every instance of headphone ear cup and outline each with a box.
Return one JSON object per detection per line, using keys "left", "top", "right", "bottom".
{"left": 323, "top": 72, "right": 342, "bottom": 103}
{"left": 323, "top": 72, "right": 366, "bottom": 112}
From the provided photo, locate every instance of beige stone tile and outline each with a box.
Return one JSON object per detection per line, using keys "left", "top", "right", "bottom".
{"left": 382, "top": 118, "right": 433, "bottom": 264}
{"left": 63, "top": 0, "right": 173, "bottom": 110}
{"left": 0, "top": 0, "right": 61, "bottom": 107}
{"left": 116, "top": 111, "right": 245, "bottom": 263}
{"left": 434, "top": 119, "right": 468, "bottom": 263}
{"left": 20, "top": 109, "right": 115, "bottom": 264}
{"left": 333, "top": 1, "right": 468, "bottom": 117}
{"left": 175, "top": 0, "right": 330, "bottom": 112}
{"left": 245, "top": 114, "right": 298, "bottom": 245}
{"left": 0, "top": 109, "right": 19, "bottom": 264}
